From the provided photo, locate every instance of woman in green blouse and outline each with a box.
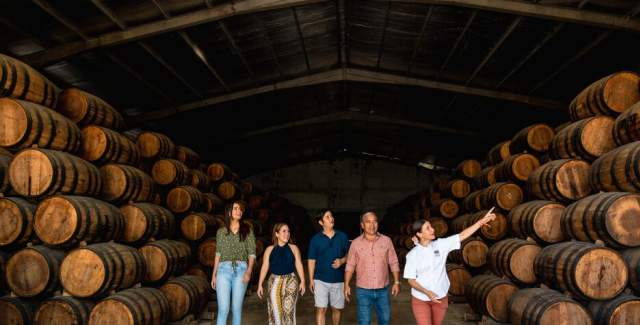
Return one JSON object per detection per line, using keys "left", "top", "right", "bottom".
{"left": 211, "top": 201, "right": 256, "bottom": 325}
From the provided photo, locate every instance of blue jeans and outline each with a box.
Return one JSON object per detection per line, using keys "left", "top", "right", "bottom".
{"left": 356, "top": 286, "right": 391, "bottom": 325}
{"left": 216, "top": 261, "right": 248, "bottom": 325}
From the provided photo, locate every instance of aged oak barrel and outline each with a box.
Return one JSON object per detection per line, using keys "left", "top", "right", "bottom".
{"left": 202, "top": 192, "right": 224, "bottom": 214}
{"left": 448, "top": 237, "right": 488, "bottom": 268}
{"left": 0, "top": 98, "right": 81, "bottom": 152}
{"left": 0, "top": 152, "right": 12, "bottom": 194}
{"left": 474, "top": 166, "right": 496, "bottom": 188}
{"left": 185, "top": 264, "right": 209, "bottom": 280}
{"left": 0, "top": 197, "right": 36, "bottom": 248}
{"left": 429, "top": 217, "right": 448, "bottom": 238}
{"left": 562, "top": 192, "right": 640, "bottom": 248}
{"left": 534, "top": 241, "right": 628, "bottom": 300}
{"left": 457, "top": 159, "right": 482, "bottom": 179}
{"left": 89, "top": 287, "right": 170, "bottom": 325}
{"left": 34, "top": 195, "right": 123, "bottom": 248}
{"left": 60, "top": 243, "right": 145, "bottom": 298}
{"left": 139, "top": 239, "right": 191, "bottom": 283}
{"left": 613, "top": 101, "right": 640, "bottom": 145}
{"left": 527, "top": 159, "right": 591, "bottom": 202}
{"left": 0, "top": 251, "right": 6, "bottom": 294}
{"left": 136, "top": 131, "right": 175, "bottom": 160}
{"left": 437, "top": 179, "right": 470, "bottom": 199}
{"left": 508, "top": 288, "right": 592, "bottom": 325}
{"left": 465, "top": 275, "right": 518, "bottom": 322}
{"left": 151, "top": 159, "right": 189, "bottom": 187}
{"left": 197, "top": 238, "right": 216, "bottom": 267}
{"left": 207, "top": 163, "right": 233, "bottom": 184}
{"left": 487, "top": 140, "right": 511, "bottom": 166}
{"left": 0, "top": 296, "right": 36, "bottom": 325}
{"left": 217, "top": 181, "right": 243, "bottom": 201}
{"left": 190, "top": 169, "right": 211, "bottom": 192}
{"left": 6, "top": 245, "right": 64, "bottom": 297}
{"left": 621, "top": 248, "right": 640, "bottom": 294}
{"left": 451, "top": 210, "right": 508, "bottom": 242}
{"left": 80, "top": 125, "right": 141, "bottom": 166}
{"left": 508, "top": 200, "right": 566, "bottom": 245}
{"left": 588, "top": 294, "right": 640, "bottom": 325}
{"left": 446, "top": 264, "right": 471, "bottom": 298}
{"left": 431, "top": 198, "right": 459, "bottom": 219}
{"left": 510, "top": 123, "right": 555, "bottom": 155}
{"left": 166, "top": 185, "right": 204, "bottom": 214}
{"left": 569, "top": 71, "right": 640, "bottom": 121}
{"left": 180, "top": 212, "right": 225, "bottom": 241}
{"left": 462, "top": 190, "right": 482, "bottom": 213}
{"left": 175, "top": 146, "right": 200, "bottom": 169}
{"left": 478, "top": 182, "right": 523, "bottom": 212}
{"left": 0, "top": 53, "right": 59, "bottom": 107}
{"left": 9, "top": 148, "right": 102, "bottom": 198}
{"left": 494, "top": 153, "right": 540, "bottom": 183}
{"left": 590, "top": 141, "right": 640, "bottom": 193}
{"left": 159, "top": 275, "right": 211, "bottom": 321}
{"left": 120, "top": 203, "right": 175, "bottom": 246}
{"left": 549, "top": 116, "right": 615, "bottom": 161}
{"left": 100, "top": 164, "right": 157, "bottom": 204}
{"left": 57, "top": 88, "right": 125, "bottom": 130}
{"left": 34, "top": 296, "right": 94, "bottom": 325}
{"left": 487, "top": 238, "right": 541, "bottom": 285}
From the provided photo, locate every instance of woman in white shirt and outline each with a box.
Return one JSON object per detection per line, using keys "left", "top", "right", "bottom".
{"left": 403, "top": 210, "right": 495, "bottom": 325}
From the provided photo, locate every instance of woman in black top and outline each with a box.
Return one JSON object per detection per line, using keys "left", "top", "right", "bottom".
{"left": 257, "top": 223, "right": 306, "bottom": 325}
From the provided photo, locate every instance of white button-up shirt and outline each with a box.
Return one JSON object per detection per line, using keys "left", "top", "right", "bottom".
{"left": 403, "top": 234, "right": 461, "bottom": 301}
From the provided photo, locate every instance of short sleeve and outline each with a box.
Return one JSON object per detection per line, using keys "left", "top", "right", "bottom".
{"left": 403, "top": 252, "right": 417, "bottom": 279}
{"left": 440, "top": 234, "right": 461, "bottom": 254}
{"left": 308, "top": 236, "right": 318, "bottom": 260}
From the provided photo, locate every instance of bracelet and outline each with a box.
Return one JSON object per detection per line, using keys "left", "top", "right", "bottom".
{"left": 394, "top": 281, "right": 401, "bottom": 285}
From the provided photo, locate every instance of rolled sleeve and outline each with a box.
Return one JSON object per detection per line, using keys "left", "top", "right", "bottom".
{"left": 387, "top": 239, "right": 400, "bottom": 272}
{"left": 246, "top": 231, "right": 256, "bottom": 258}
{"left": 345, "top": 245, "right": 357, "bottom": 272}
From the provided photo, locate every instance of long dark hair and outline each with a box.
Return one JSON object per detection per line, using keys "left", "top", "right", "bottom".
{"left": 224, "top": 200, "right": 250, "bottom": 241}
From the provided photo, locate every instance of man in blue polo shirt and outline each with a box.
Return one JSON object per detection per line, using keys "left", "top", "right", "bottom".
{"left": 308, "top": 210, "right": 350, "bottom": 325}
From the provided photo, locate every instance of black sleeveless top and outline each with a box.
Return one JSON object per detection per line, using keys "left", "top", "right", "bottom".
{"left": 269, "top": 244, "right": 295, "bottom": 275}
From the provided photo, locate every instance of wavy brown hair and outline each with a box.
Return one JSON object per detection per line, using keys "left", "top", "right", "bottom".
{"left": 272, "top": 223, "right": 295, "bottom": 245}
{"left": 224, "top": 200, "right": 250, "bottom": 241}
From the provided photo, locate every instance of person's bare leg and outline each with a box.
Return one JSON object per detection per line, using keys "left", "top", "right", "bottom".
{"left": 331, "top": 308, "right": 342, "bottom": 325}
{"left": 316, "top": 307, "right": 327, "bottom": 325}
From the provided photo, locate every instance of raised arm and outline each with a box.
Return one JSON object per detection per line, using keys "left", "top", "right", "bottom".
{"left": 459, "top": 209, "right": 496, "bottom": 241}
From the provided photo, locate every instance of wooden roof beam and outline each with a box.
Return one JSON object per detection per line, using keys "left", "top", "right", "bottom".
{"left": 292, "top": 8, "right": 312, "bottom": 72}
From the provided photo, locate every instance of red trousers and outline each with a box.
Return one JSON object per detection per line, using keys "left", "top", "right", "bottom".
{"left": 411, "top": 296, "right": 449, "bottom": 325}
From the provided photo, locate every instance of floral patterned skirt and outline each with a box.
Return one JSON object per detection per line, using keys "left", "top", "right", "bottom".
{"left": 267, "top": 272, "right": 299, "bottom": 325}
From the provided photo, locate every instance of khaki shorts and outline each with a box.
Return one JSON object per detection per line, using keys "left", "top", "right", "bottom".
{"left": 314, "top": 280, "right": 345, "bottom": 309}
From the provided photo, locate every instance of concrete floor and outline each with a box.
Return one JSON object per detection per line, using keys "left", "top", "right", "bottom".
{"left": 198, "top": 282, "right": 477, "bottom": 325}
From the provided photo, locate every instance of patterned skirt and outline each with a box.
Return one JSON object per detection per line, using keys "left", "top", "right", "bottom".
{"left": 267, "top": 272, "right": 300, "bottom": 325}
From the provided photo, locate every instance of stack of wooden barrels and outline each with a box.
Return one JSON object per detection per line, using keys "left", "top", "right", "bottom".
{"left": 0, "top": 53, "right": 308, "bottom": 324}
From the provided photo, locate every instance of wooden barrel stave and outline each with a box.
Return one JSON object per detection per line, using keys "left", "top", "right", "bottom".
{"left": 34, "top": 296, "right": 95, "bottom": 325}
{"left": 527, "top": 159, "right": 591, "bottom": 202}
{"left": 550, "top": 116, "right": 615, "bottom": 161}
{"left": 80, "top": 125, "right": 141, "bottom": 166}
{"left": 569, "top": 71, "right": 640, "bottom": 121}
{"left": 166, "top": 186, "right": 204, "bottom": 214}
{"left": 120, "top": 203, "right": 175, "bottom": 246}
{"left": 465, "top": 274, "right": 518, "bottom": 322}
{"left": 139, "top": 239, "right": 191, "bottom": 283}
{"left": 100, "top": 164, "right": 157, "bottom": 204}
{"left": 0, "top": 53, "right": 59, "bottom": 107}
{"left": 89, "top": 287, "right": 169, "bottom": 325}
{"left": 57, "top": 88, "right": 125, "bottom": 130}
{"left": 136, "top": 131, "right": 175, "bottom": 160}
{"left": 6, "top": 245, "right": 65, "bottom": 297}
{"left": 0, "top": 197, "right": 37, "bottom": 249}
{"left": 508, "top": 288, "right": 592, "bottom": 325}
{"left": 508, "top": 200, "right": 566, "bottom": 245}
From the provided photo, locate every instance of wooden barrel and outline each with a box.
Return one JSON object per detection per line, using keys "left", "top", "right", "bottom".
{"left": 590, "top": 141, "right": 640, "bottom": 193}
{"left": 462, "top": 190, "right": 482, "bottom": 213}
{"left": 185, "top": 264, "right": 209, "bottom": 280}
{"left": 0, "top": 197, "right": 36, "bottom": 248}
{"left": 0, "top": 251, "right": 6, "bottom": 294}
{"left": 57, "top": 88, "right": 125, "bottom": 130}
{"left": 180, "top": 212, "right": 224, "bottom": 241}
{"left": 527, "top": 159, "right": 591, "bottom": 202}
{"left": 508, "top": 200, "right": 566, "bottom": 245}
{"left": 437, "top": 179, "right": 470, "bottom": 199}
{"left": 487, "top": 239, "right": 541, "bottom": 285}
{"left": 202, "top": 192, "right": 224, "bottom": 214}
{"left": 478, "top": 182, "right": 523, "bottom": 211}
{"left": 248, "top": 195, "right": 264, "bottom": 209}
{"left": 614, "top": 101, "right": 640, "bottom": 145}
{"left": 35, "top": 296, "right": 94, "bottom": 325}
{"left": 240, "top": 180, "right": 254, "bottom": 196}
{"left": 0, "top": 153, "right": 11, "bottom": 194}
{"left": 80, "top": 125, "right": 141, "bottom": 166}
{"left": 6, "top": 245, "right": 64, "bottom": 297}
{"left": 60, "top": 243, "right": 145, "bottom": 298}
{"left": 136, "top": 131, "right": 175, "bottom": 160}
{"left": 34, "top": 195, "right": 123, "bottom": 248}
{"left": 429, "top": 217, "right": 448, "bottom": 238}
{"left": 159, "top": 275, "right": 211, "bottom": 321}
{"left": 189, "top": 169, "right": 211, "bottom": 192}
{"left": 217, "top": 181, "right": 243, "bottom": 201}
{"left": 0, "top": 53, "right": 59, "bottom": 107}
{"left": 588, "top": 294, "right": 640, "bottom": 325}
{"left": 448, "top": 237, "right": 488, "bottom": 268}
{"left": 457, "top": 159, "right": 482, "bottom": 179}
{"left": 151, "top": 159, "right": 189, "bottom": 187}
{"left": 465, "top": 275, "right": 518, "bottom": 322}
{"left": 120, "top": 203, "right": 175, "bottom": 246}
{"left": 534, "top": 241, "right": 628, "bottom": 300}
{"left": 431, "top": 198, "right": 459, "bottom": 219}
{"left": 139, "top": 239, "right": 191, "bottom": 283}
{"left": 197, "top": 238, "right": 216, "bottom": 267}
{"left": 451, "top": 210, "right": 508, "bottom": 242}
{"left": 9, "top": 148, "right": 102, "bottom": 198}
{"left": 562, "top": 192, "right": 640, "bottom": 249}
{"left": 166, "top": 186, "right": 204, "bottom": 214}
{"left": 510, "top": 123, "right": 555, "bottom": 155}
{"left": 494, "top": 153, "right": 540, "bottom": 183}
{"left": 446, "top": 264, "right": 471, "bottom": 298}
{"left": 254, "top": 208, "right": 270, "bottom": 223}
{"left": 622, "top": 248, "right": 640, "bottom": 294}
{"left": 549, "top": 116, "right": 615, "bottom": 161}
{"left": 175, "top": 146, "right": 200, "bottom": 169}
{"left": 487, "top": 141, "right": 511, "bottom": 166}
{"left": 89, "top": 287, "right": 170, "bottom": 325}
{"left": 0, "top": 296, "right": 37, "bottom": 325}
{"left": 0, "top": 98, "right": 81, "bottom": 152}
{"left": 207, "top": 163, "right": 233, "bottom": 184}
{"left": 100, "top": 164, "right": 157, "bottom": 204}
{"left": 508, "top": 288, "right": 592, "bottom": 325}
{"left": 474, "top": 166, "right": 496, "bottom": 188}
{"left": 569, "top": 71, "right": 640, "bottom": 121}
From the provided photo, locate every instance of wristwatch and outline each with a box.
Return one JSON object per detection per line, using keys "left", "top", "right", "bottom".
{"left": 394, "top": 281, "right": 401, "bottom": 285}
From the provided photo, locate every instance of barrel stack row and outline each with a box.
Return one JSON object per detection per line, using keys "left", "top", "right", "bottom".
{"left": 386, "top": 71, "right": 640, "bottom": 324}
